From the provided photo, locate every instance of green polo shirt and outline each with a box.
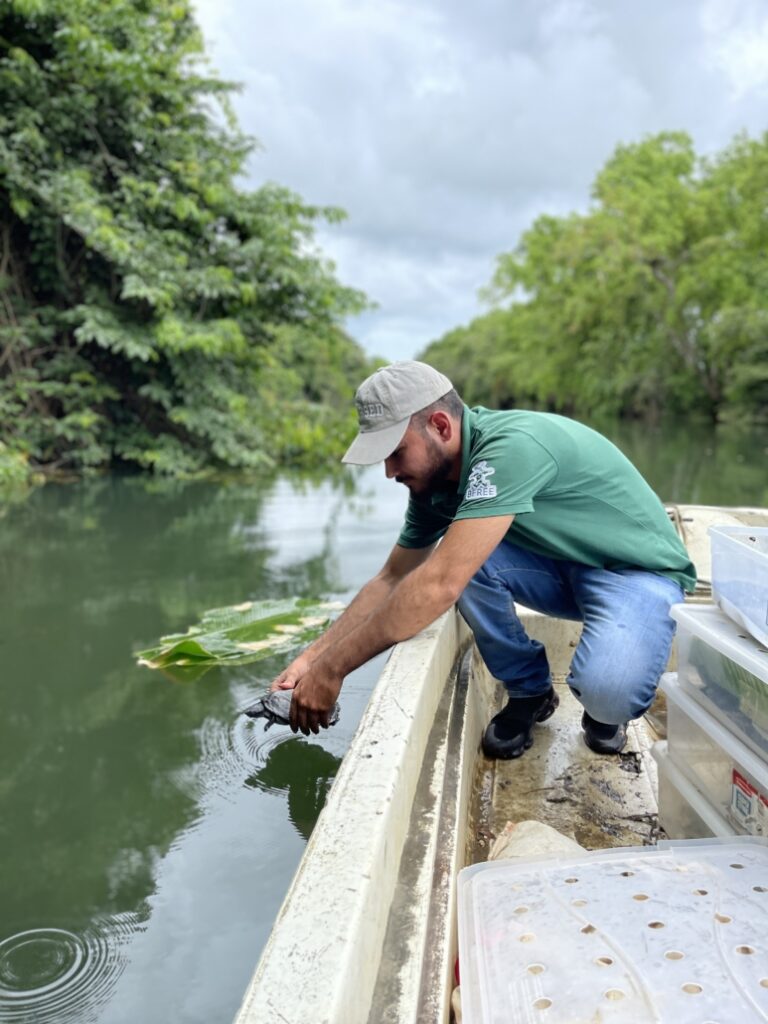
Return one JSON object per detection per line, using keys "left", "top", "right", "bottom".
{"left": 397, "top": 406, "right": 696, "bottom": 592}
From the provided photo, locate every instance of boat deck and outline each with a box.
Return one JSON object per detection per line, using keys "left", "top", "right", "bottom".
{"left": 469, "top": 679, "right": 665, "bottom": 864}
{"left": 467, "top": 498, "right": 768, "bottom": 864}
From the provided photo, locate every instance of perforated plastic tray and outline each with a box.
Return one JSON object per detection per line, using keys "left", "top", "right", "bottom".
{"left": 458, "top": 838, "right": 768, "bottom": 1023}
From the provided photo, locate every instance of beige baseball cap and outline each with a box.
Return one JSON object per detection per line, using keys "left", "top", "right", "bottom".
{"left": 342, "top": 361, "right": 454, "bottom": 465}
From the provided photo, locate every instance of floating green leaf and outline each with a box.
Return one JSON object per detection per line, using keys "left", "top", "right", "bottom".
{"left": 136, "top": 598, "right": 342, "bottom": 676}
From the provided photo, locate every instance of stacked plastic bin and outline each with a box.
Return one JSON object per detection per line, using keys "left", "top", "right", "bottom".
{"left": 653, "top": 526, "right": 768, "bottom": 839}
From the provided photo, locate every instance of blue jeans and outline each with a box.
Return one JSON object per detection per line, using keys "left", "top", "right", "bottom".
{"left": 456, "top": 541, "right": 684, "bottom": 725}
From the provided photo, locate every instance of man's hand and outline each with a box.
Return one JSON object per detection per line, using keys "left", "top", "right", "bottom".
{"left": 269, "top": 651, "right": 312, "bottom": 692}
{"left": 289, "top": 660, "right": 343, "bottom": 736}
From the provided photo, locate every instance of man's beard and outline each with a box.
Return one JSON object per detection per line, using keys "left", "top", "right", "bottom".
{"left": 398, "top": 438, "right": 454, "bottom": 497}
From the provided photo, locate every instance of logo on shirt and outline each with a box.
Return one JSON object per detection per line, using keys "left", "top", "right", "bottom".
{"left": 465, "top": 460, "right": 497, "bottom": 500}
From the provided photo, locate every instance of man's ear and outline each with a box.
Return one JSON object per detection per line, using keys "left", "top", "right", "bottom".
{"left": 428, "top": 410, "right": 454, "bottom": 441}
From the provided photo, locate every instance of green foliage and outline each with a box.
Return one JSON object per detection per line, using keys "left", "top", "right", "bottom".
{"left": 424, "top": 131, "right": 768, "bottom": 423}
{"left": 0, "top": 439, "right": 31, "bottom": 486}
{"left": 0, "top": 0, "right": 371, "bottom": 480}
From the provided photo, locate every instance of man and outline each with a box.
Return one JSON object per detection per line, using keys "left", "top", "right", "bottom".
{"left": 271, "top": 361, "right": 696, "bottom": 757}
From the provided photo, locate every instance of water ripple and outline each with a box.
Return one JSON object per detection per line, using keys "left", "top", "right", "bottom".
{"left": 0, "top": 915, "right": 139, "bottom": 1024}
{"left": 182, "top": 713, "right": 290, "bottom": 802}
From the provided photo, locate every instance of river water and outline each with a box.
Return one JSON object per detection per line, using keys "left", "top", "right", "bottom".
{"left": 1, "top": 418, "right": 766, "bottom": 1024}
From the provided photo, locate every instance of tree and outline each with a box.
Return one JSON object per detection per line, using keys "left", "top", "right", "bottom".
{"left": 424, "top": 131, "right": 768, "bottom": 423}
{"left": 0, "top": 0, "right": 370, "bottom": 478}
{"left": 420, "top": 308, "right": 541, "bottom": 409}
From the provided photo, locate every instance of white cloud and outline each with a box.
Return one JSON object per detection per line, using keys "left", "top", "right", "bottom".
{"left": 193, "top": 0, "right": 768, "bottom": 361}
{"left": 701, "top": 0, "right": 768, "bottom": 97}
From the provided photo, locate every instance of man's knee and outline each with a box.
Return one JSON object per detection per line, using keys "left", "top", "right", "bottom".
{"left": 567, "top": 666, "right": 658, "bottom": 725}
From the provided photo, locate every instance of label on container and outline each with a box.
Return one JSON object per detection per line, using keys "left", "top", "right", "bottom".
{"left": 730, "top": 769, "right": 768, "bottom": 836}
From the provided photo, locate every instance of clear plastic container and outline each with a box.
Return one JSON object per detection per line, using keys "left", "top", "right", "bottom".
{"left": 661, "top": 674, "right": 768, "bottom": 836}
{"left": 458, "top": 838, "right": 768, "bottom": 1023}
{"left": 671, "top": 602, "right": 768, "bottom": 759}
{"left": 651, "top": 739, "right": 735, "bottom": 839}
{"left": 709, "top": 525, "right": 768, "bottom": 647}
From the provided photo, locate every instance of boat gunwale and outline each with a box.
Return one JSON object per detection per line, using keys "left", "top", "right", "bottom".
{"left": 233, "top": 610, "right": 470, "bottom": 1024}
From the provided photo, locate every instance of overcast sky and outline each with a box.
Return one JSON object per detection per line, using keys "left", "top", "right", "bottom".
{"left": 192, "top": 0, "right": 768, "bottom": 361}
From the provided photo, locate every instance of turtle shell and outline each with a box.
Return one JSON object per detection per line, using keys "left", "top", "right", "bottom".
{"left": 243, "top": 689, "right": 340, "bottom": 730}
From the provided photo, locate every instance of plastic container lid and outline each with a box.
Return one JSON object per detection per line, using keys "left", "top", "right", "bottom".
{"left": 458, "top": 838, "right": 768, "bottom": 1023}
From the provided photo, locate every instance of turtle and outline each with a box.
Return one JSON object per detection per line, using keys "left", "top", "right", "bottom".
{"left": 242, "top": 688, "right": 341, "bottom": 731}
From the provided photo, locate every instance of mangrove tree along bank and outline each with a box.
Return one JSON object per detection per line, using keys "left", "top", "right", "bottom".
{"left": 422, "top": 131, "right": 768, "bottom": 424}
{"left": 0, "top": 0, "right": 372, "bottom": 482}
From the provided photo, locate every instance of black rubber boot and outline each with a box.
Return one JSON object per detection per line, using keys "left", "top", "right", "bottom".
{"left": 481, "top": 686, "right": 559, "bottom": 759}
{"left": 581, "top": 711, "right": 628, "bottom": 754}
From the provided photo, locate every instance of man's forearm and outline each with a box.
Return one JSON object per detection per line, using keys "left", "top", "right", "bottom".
{"left": 301, "top": 573, "right": 399, "bottom": 663}
{"left": 320, "top": 565, "right": 457, "bottom": 678}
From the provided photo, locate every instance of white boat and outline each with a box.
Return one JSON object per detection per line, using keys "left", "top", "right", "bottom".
{"left": 233, "top": 505, "right": 768, "bottom": 1024}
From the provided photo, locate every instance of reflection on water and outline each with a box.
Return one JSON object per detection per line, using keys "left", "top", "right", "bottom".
{"left": 180, "top": 711, "right": 272, "bottom": 802}
{"left": 246, "top": 739, "right": 342, "bottom": 841}
{"left": 592, "top": 417, "right": 768, "bottom": 507}
{"left": 0, "top": 422, "right": 766, "bottom": 1023}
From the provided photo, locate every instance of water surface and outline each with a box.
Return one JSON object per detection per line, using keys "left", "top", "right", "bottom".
{"left": 1, "top": 419, "right": 766, "bottom": 1023}
{"left": 0, "top": 470, "right": 406, "bottom": 1024}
